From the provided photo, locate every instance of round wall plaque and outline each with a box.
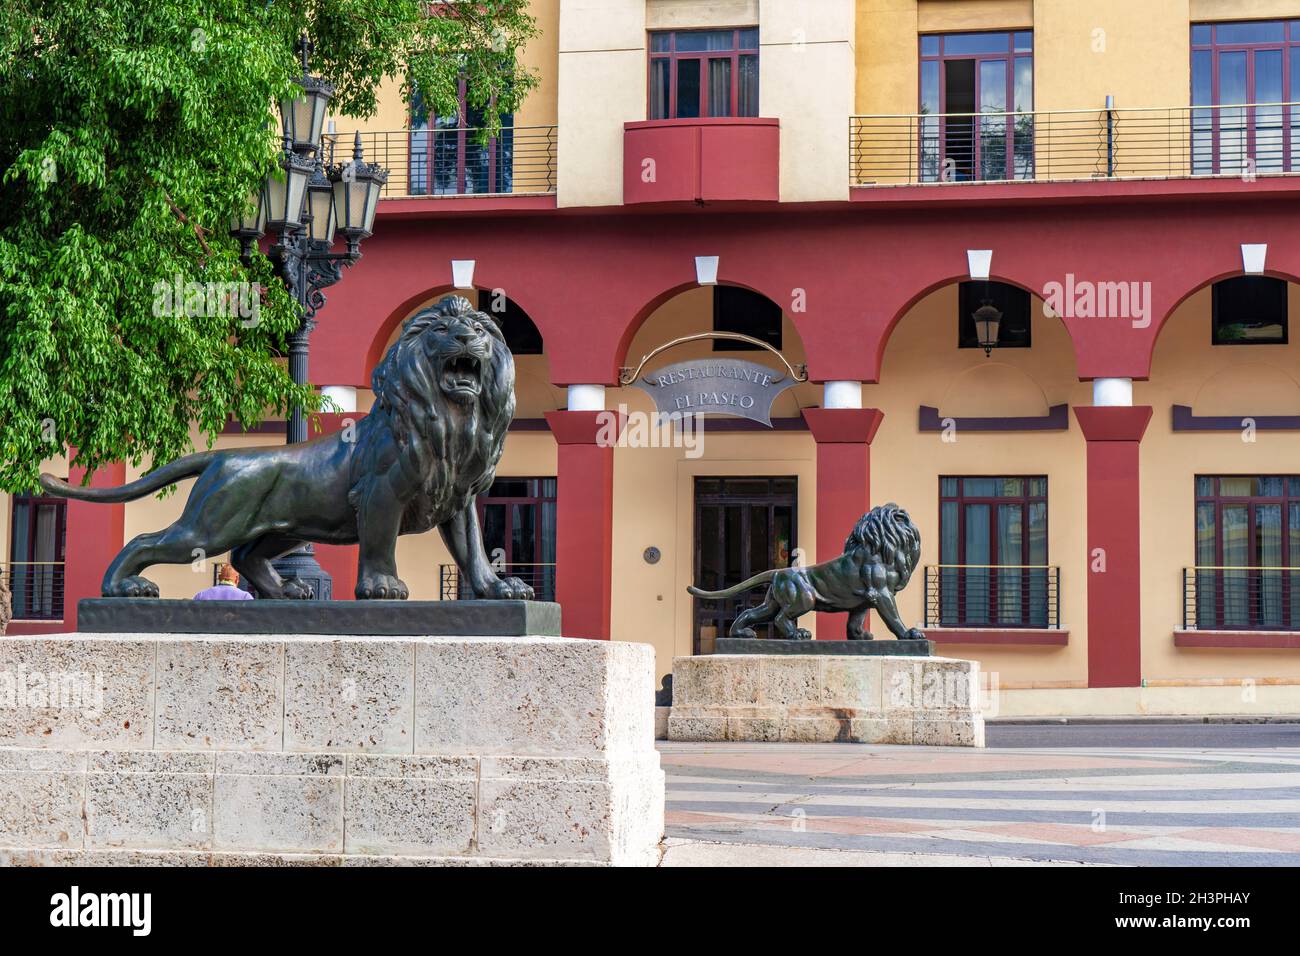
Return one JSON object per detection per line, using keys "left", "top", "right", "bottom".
{"left": 643, "top": 547, "right": 661, "bottom": 564}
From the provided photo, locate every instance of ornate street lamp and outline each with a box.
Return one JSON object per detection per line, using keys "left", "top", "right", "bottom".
{"left": 228, "top": 33, "right": 389, "bottom": 599}
{"left": 972, "top": 299, "right": 1003, "bottom": 357}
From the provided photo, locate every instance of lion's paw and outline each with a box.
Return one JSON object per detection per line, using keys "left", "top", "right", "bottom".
{"left": 355, "top": 573, "right": 408, "bottom": 600}
{"left": 730, "top": 627, "right": 758, "bottom": 640}
{"left": 481, "top": 576, "right": 535, "bottom": 601}
{"left": 105, "top": 576, "right": 159, "bottom": 598}
{"left": 903, "top": 627, "right": 926, "bottom": 641}
{"left": 280, "top": 578, "right": 316, "bottom": 600}
{"left": 792, "top": 628, "right": 813, "bottom": 641}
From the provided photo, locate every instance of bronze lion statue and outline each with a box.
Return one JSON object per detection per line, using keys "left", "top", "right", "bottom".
{"left": 688, "top": 503, "right": 923, "bottom": 641}
{"left": 40, "top": 295, "right": 534, "bottom": 602}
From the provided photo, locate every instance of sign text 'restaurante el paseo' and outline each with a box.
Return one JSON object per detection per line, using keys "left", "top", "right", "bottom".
{"left": 630, "top": 358, "right": 798, "bottom": 426}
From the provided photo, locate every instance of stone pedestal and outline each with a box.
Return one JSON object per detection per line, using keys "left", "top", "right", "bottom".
{"left": 0, "top": 633, "right": 663, "bottom": 866}
{"left": 668, "top": 654, "right": 984, "bottom": 746}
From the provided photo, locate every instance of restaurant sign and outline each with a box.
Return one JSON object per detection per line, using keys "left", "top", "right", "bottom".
{"left": 629, "top": 358, "right": 798, "bottom": 426}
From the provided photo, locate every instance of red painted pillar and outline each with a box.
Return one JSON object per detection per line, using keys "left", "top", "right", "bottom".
{"left": 802, "top": 408, "right": 884, "bottom": 640}
{"left": 62, "top": 462, "right": 127, "bottom": 630}
{"left": 1073, "top": 406, "right": 1153, "bottom": 688}
{"left": 544, "top": 410, "right": 622, "bottom": 640}
{"left": 311, "top": 412, "right": 366, "bottom": 599}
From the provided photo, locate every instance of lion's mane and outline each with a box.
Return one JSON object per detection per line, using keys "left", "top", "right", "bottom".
{"left": 348, "top": 295, "right": 516, "bottom": 521}
{"left": 844, "top": 502, "right": 922, "bottom": 585}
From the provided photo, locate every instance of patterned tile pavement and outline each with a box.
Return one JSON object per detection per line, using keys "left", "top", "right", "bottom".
{"left": 659, "top": 740, "right": 1300, "bottom": 865}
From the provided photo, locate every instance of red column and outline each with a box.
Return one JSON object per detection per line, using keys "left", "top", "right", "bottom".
{"left": 312, "top": 412, "right": 367, "bottom": 599}
{"left": 62, "top": 462, "right": 127, "bottom": 630}
{"left": 1073, "top": 406, "right": 1153, "bottom": 688}
{"left": 802, "top": 408, "right": 884, "bottom": 640}
{"left": 544, "top": 410, "right": 622, "bottom": 640}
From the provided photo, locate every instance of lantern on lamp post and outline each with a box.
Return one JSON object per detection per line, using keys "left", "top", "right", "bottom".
{"left": 972, "top": 299, "right": 1003, "bottom": 357}
{"left": 227, "top": 33, "right": 389, "bottom": 600}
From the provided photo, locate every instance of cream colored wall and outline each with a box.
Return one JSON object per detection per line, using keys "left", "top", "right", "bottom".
{"left": 760, "top": 0, "right": 857, "bottom": 201}
{"left": 1138, "top": 283, "right": 1300, "bottom": 685}
{"left": 873, "top": 284, "right": 1091, "bottom": 688}
{"left": 1033, "top": 0, "right": 1189, "bottom": 113}
{"left": 853, "top": 0, "right": 1300, "bottom": 121}
{"left": 557, "top": 0, "right": 647, "bottom": 207}
{"left": 647, "top": 0, "right": 758, "bottom": 30}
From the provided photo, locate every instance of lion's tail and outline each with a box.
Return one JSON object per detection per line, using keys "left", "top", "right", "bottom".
{"left": 39, "top": 451, "right": 219, "bottom": 503}
{"left": 687, "top": 569, "right": 779, "bottom": 600}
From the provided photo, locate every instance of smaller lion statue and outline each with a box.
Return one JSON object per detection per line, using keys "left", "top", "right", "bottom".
{"left": 687, "top": 503, "right": 924, "bottom": 641}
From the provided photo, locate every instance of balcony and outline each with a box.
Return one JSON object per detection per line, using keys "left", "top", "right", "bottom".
{"left": 439, "top": 563, "right": 555, "bottom": 603}
{"left": 329, "top": 127, "right": 557, "bottom": 199}
{"left": 923, "top": 564, "right": 1063, "bottom": 642}
{"left": 623, "top": 117, "right": 779, "bottom": 204}
{"left": 850, "top": 103, "right": 1300, "bottom": 188}
{"left": 2, "top": 561, "right": 65, "bottom": 622}
{"left": 1182, "top": 566, "right": 1300, "bottom": 632}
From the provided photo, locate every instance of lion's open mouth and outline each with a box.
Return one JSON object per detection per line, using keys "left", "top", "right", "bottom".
{"left": 441, "top": 354, "right": 483, "bottom": 399}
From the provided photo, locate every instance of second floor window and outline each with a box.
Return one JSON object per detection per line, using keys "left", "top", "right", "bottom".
{"left": 649, "top": 28, "right": 759, "bottom": 120}
{"left": 920, "top": 31, "right": 1033, "bottom": 182}
{"left": 1191, "top": 21, "right": 1300, "bottom": 174}
{"left": 409, "top": 84, "right": 514, "bottom": 195}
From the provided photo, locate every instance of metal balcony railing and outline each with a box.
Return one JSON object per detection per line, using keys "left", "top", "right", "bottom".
{"left": 923, "top": 564, "right": 1060, "bottom": 630}
{"left": 1183, "top": 567, "right": 1300, "bottom": 631}
{"left": 850, "top": 102, "right": 1300, "bottom": 186}
{"left": 328, "top": 127, "right": 557, "bottom": 199}
{"left": 438, "top": 563, "right": 556, "bottom": 603}
{"left": 1, "top": 562, "right": 65, "bottom": 622}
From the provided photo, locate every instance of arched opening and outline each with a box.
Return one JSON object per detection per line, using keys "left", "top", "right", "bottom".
{"left": 608, "top": 283, "right": 820, "bottom": 664}
{"left": 874, "top": 276, "right": 1085, "bottom": 686}
{"left": 1145, "top": 273, "right": 1300, "bottom": 635}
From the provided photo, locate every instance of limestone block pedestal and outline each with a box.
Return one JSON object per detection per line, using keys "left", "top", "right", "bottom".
{"left": 0, "top": 634, "right": 664, "bottom": 866}
{"left": 668, "top": 654, "right": 984, "bottom": 746}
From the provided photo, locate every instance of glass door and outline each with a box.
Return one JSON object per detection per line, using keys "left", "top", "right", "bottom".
{"left": 693, "top": 477, "right": 797, "bottom": 653}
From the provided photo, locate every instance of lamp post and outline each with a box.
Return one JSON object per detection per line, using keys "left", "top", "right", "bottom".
{"left": 229, "top": 34, "right": 388, "bottom": 599}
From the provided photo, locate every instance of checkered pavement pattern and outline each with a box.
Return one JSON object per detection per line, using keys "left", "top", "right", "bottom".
{"left": 660, "top": 741, "right": 1300, "bottom": 865}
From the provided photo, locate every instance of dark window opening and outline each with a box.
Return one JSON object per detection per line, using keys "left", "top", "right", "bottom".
{"left": 7, "top": 494, "right": 66, "bottom": 621}
{"left": 443, "top": 478, "right": 556, "bottom": 602}
{"left": 919, "top": 31, "right": 1033, "bottom": 182}
{"left": 476, "top": 290, "right": 543, "bottom": 354}
{"left": 712, "top": 286, "right": 782, "bottom": 351}
{"left": 1193, "top": 475, "right": 1300, "bottom": 629}
{"left": 958, "top": 280, "right": 1032, "bottom": 349}
{"left": 938, "top": 476, "right": 1049, "bottom": 628}
{"left": 1211, "top": 275, "right": 1288, "bottom": 345}
{"left": 409, "top": 83, "right": 514, "bottom": 195}
{"left": 649, "top": 28, "right": 760, "bottom": 120}
{"left": 1190, "top": 21, "right": 1300, "bottom": 174}
{"left": 693, "top": 477, "right": 797, "bottom": 652}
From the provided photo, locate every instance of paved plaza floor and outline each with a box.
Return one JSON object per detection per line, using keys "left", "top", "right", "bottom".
{"left": 659, "top": 724, "right": 1300, "bottom": 866}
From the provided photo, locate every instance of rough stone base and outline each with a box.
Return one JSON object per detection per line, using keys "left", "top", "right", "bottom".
{"left": 668, "top": 654, "right": 984, "bottom": 746}
{"left": 0, "top": 633, "right": 664, "bottom": 866}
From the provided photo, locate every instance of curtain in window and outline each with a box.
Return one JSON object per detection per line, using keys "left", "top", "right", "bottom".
{"left": 964, "top": 504, "right": 991, "bottom": 625}
{"left": 708, "top": 59, "right": 731, "bottom": 117}
{"left": 1196, "top": 501, "right": 1216, "bottom": 627}
{"left": 738, "top": 55, "right": 759, "bottom": 117}
{"left": 996, "top": 505, "right": 1022, "bottom": 624}
{"left": 1221, "top": 505, "right": 1249, "bottom": 627}
{"left": 1258, "top": 505, "right": 1283, "bottom": 626}
{"left": 650, "top": 59, "right": 670, "bottom": 120}
{"left": 940, "top": 500, "right": 959, "bottom": 625}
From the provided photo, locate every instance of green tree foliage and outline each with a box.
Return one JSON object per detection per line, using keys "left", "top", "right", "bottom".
{"left": 0, "top": 0, "right": 537, "bottom": 491}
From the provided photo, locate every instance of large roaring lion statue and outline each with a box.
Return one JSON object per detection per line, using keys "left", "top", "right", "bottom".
{"left": 40, "top": 295, "right": 534, "bottom": 602}
{"left": 687, "top": 503, "right": 924, "bottom": 641}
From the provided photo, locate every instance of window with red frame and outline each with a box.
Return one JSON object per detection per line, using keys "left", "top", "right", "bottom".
{"left": 649, "top": 28, "right": 759, "bottom": 119}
